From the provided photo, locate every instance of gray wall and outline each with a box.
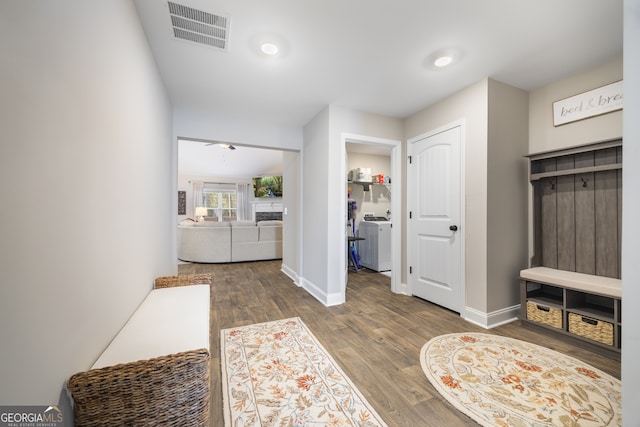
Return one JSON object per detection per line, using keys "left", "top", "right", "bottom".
{"left": 0, "top": 1, "right": 174, "bottom": 404}
{"left": 529, "top": 56, "right": 623, "bottom": 154}
{"left": 404, "top": 80, "right": 491, "bottom": 315}
{"left": 404, "top": 79, "right": 529, "bottom": 324}
{"left": 486, "top": 79, "right": 529, "bottom": 313}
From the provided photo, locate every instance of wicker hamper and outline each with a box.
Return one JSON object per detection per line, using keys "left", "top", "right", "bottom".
{"left": 526, "top": 301, "right": 563, "bottom": 329}
{"left": 67, "top": 349, "right": 210, "bottom": 426}
{"left": 568, "top": 312, "right": 614, "bottom": 346}
{"left": 155, "top": 273, "right": 212, "bottom": 288}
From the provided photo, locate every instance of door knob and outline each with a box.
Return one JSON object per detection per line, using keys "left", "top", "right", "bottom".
{"left": 449, "top": 225, "right": 458, "bottom": 231}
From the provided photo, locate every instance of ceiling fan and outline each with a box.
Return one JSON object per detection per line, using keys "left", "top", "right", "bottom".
{"left": 205, "top": 141, "right": 236, "bottom": 150}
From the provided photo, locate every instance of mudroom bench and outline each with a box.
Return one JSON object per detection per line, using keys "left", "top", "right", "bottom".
{"left": 67, "top": 274, "right": 212, "bottom": 426}
{"left": 520, "top": 267, "right": 621, "bottom": 353}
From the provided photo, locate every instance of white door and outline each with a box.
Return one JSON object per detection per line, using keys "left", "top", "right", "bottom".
{"left": 409, "top": 123, "right": 463, "bottom": 313}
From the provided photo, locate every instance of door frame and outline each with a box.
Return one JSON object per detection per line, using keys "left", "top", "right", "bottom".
{"left": 340, "top": 133, "right": 402, "bottom": 295}
{"left": 406, "top": 119, "right": 466, "bottom": 315}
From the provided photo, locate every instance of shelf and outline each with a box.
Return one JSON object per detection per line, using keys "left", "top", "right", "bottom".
{"left": 525, "top": 283, "right": 563, "bottom": 305}
{"left": 521, "top": 276, "right": 621, "bottom": 353}
{"left": 567, "top": 306, "right": 615, "bottom": 323}
{"left": 531, "top": 163, "right": 621, "bottom": 181}
{"left": 527, "top": 295, "right": 563, "bottom": 310}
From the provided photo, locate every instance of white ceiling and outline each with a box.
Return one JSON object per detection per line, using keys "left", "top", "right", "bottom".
{"left": 178, "top": 139, "right": 283, "bottom": 177}
{"left": 134, "top": 0, "right": 623, "bottom": 176}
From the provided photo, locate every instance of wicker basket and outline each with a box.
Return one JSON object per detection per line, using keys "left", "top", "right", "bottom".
{"left": 155, "top": 273, "right": 212, "bottom": 288}
{"left": 526, "top": 301, "right": 563, "bottom": 329}
{"left": 568, "top": 312, "right": 614, "bottom": 346}
{"left": 67, "top": 349, "right": 210, "bottom": 426}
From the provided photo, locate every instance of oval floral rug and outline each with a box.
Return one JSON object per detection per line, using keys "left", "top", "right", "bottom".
{"left": 420, "top": 333, "right": 621, "bottom": 426}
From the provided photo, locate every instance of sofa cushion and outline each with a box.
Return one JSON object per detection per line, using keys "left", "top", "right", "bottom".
{"left": 231, "top": 221, "right": 257, "bottom": 227}
{"left": 259, "top": 224, "right": 282, "bottom": 242}
{"left": 257, "top": 220, "right": 282, "bottom": 226}
{"left": 232, "top": 225, "right": 259, "bottom": 243}
{"left": 193, "top": 221, "right": 231, "bottom": 227}
{"left": 177, "top": 224, "right": 232, "bottom": 263}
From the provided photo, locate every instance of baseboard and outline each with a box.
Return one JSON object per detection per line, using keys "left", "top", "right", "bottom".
{"left": 299, "top": 277, "right": 345, "bottom": 307}
{"left": 394, "top": 281, "right": 409, "bottom": 295}
{"left": 280, "top": 264, "right": 300, "bottom": 287}
{"left": 463, "top": 304, "right": 521, "bottom": 329}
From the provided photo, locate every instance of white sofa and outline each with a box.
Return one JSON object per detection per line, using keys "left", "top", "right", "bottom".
{"left": 178, "top": 220, "right": 282, "bottom": 263}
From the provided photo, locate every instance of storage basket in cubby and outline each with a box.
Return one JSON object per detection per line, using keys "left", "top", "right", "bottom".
{"left": 526, "top": 301, "right": 563, "bottom": 329}
{"left": 568, "top": 313, "right": 614, "bottom": 346}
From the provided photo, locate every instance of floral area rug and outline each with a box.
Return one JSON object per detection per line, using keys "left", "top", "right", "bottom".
{"left": 420, "top": 333, "right": 621, "bottom": 426}
{"left": 221, "top": 317, "right": 387, "bottom": 426}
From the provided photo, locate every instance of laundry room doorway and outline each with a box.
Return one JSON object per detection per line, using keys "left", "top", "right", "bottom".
{"left": 342, "top": 133, "right": 402, "bottom": 295}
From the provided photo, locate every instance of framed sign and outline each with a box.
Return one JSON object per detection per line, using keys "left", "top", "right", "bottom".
{"left": 553, "top": 80, "right": 623, "bottom": 126}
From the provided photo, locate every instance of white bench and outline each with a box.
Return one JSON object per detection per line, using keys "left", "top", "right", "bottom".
{"left": 520, "top": 267, "right": 621, "bottom": 298}
{"left": 67, "top": 274, "right": 212, "bottom": 426}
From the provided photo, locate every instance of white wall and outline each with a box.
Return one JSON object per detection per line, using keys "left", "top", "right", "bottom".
{"left": 0, "top": 1, "right": 174, "bottom": 405}
{"left": 173, "top": 107, "right": 302, "bottom": 151}
{"left": 622, "top": 0, "right": 640, "bottom": 420}
{"left": 300, "top": 105, "right": 402, "bottom": 305}
{"left": 347, "top": 152, "right": 392, "bottom": 227}
{"left": 301, "top": 107, "right": 331, "bottom": 302}
{"left": 282, "top": 151, "right": 301, "bottom": 282}
{"left": 177, "top": 174, "right": 252, "bottom": 221}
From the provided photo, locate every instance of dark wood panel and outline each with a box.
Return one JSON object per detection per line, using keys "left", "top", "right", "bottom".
{"left": 531, "top": 142, "right": 622, "bottom": 277}
{"left": 595, "top": 170, "right": 619, "bottom": 278}
{"left": 556, "top": 175, "right": 575, "bottom": 271}
{"left": 541, "top": 178, "right": 557, "bottom": 268}
{"left": 532, "top": 182, "right": 543, "bottom": 267}
{"left": 595, "top": 147, "right": 618, "bottom": 166}
{"left": 556, "top": 151, "right": 576, "bottom": 272}
{"left": 556, "top": 154, "right": 574, "bottom": 171}
{"left": 532, "top": 157, "right": 557, "bottom": 175}
{"left": 574, "top": 151, "right": 595, "bottom": 169}
{"left": 575, "top": 173, "right": 596, "bottom": 274}
{"left": 177, "top": 261, "right": 620, "bottom": 427}
{"left": 617, "top": 148, "right": 623, "bottom": 278}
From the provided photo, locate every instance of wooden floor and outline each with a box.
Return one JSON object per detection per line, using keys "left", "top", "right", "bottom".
{"left": 178, "top": 260, "right": 621, "bottom": 427}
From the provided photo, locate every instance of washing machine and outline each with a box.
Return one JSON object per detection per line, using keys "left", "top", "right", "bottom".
{"left": 357, "top": 219, "right": 391, "bottom": 272}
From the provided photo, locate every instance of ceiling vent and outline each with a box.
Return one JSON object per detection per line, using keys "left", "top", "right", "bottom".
{"left": 167, "top": 1, "right": 230, "bottom": 51}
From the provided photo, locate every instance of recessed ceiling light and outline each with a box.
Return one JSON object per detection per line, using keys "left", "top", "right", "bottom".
{"left": 433, "top": 55, "right": 453, "bottom": 67}
{"left": 260, "top": 42, "right": 279, "bottom": 56}
{"left": 425, "top": 48, "right": 463, "bottom": 70}
{"left": 251, "top": 33, "right": 289, "bottom": 59}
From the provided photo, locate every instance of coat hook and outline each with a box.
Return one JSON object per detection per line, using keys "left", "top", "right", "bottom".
{"left": 581, "top": 177, "right": 588, "bottom": 187}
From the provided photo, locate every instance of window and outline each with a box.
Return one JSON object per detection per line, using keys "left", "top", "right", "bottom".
{"left": 203, "top": 184, "right": 237, "bottom": 221}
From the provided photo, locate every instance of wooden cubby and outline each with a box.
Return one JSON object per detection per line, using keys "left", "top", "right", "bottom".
{"left": 529, "top": 139, "right": 622, "bottom": 279}
{"left": 522, "top": 139, "right": 622, "bottom": 355}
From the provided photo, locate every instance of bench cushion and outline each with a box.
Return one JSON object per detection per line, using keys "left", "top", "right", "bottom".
{"left": 520, "top": 267, "right": 621, "bottom": 298}
{"left": 91, "top": 284, "right": 210, "bottom": 369}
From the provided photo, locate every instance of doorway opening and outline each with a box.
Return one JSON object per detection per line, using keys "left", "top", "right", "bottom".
{"left": 341, "top": 133, "right": 402, "bottom": 297}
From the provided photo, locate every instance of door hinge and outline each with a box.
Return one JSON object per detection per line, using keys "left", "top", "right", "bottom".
{"left": 408, "top": 155, "right": 412, "bottom": 164}
{"left": 409, "top": 211, "right": 412, "bottom": 219}
{"left": 409, "top": 266, "right": 412, "bottom": 274}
